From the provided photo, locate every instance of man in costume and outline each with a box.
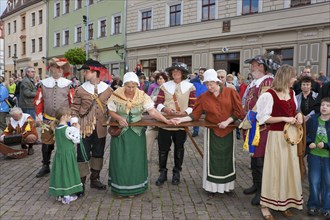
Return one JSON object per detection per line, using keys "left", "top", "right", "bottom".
{"left": 34, "top": 58, "right": 74, "bottom": 178}
{"left": 155, "top": 62, "right": 196, "bottom": 186}
{"left": 242, "top": 52, "right": 280, "bottom": 205}
{"left": 71, "top": 59, "right": 112, "bottom": 194}
{"left": 0, "top": 107, "right": 38, "bottom": 155}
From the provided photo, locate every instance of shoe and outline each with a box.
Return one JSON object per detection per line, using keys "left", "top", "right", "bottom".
{"left": 56, "top": 196, "right": 63, "bottom": 202}
{"left": 61, "top": 195, "right": 78, "bottom": 204}
{"left": 251, "top": 191, "right": 260, "bottom": 206}
{"left": 261, "top": 207, "right": 274, "bottom": 220}
{"left": 281, "top": 209, "right": 293, "bottom": 217}
{"left": 90, "top": 179, "right": 106, "bottom": 190}
{"left": 192, "top": 132, "right": 198, "bottom": 137}
{"left": 28, "top": 147, "right": 34, "bottom": 155}
{"left": 155, "top": 170, "right": 167, "bottom": 186}
{"left": 243, "top": 185, "right": 257, "bottom": 195}
{"left": 307, "top": 208, "right": 319, "bottom": 216}
{"left": 323, "top": 211, "right": 330, "bottom": 219}
{"left": 36, "top": 165, "right": 50, "bottom": 178}
{"left": 172, "top": 171, "right": 180, "bottom": 185}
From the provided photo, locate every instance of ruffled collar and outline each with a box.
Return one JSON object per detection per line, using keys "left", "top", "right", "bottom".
{"left": 81, "top": 81, "right": 109, "bottom": 95}
{"left": 10, "top": 113, "right": 30, "bottom": 128}
{"left": 161, "top": 80, "right": 194, "bottom": 95}
{"left": 41, "top": 77, "right": 72, "bottom": 88}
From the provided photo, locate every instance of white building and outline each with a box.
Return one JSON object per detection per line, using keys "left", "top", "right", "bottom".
{"left": 0, "top": 21, "right": 4, "bottom": 77}
{"left": 1, "top": 0, "right": 47, "bottom": 81}
{"left": 126, "top": 0, "right": 330, "bottom": 77}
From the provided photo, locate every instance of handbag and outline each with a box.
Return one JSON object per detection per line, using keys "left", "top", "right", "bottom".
{"left": 108, "top": 126, "right": 122, "bottom": 137}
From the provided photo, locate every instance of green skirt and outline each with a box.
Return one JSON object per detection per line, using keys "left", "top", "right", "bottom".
{"left": 49, "top": 147, "right": 83, "bottom": 196}
{"left": 108, "top": 128, "right": 148, "bottom": 196}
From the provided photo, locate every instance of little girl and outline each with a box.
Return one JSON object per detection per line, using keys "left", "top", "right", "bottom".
{"left": 48, "top": 107, "right": 83, "bottom": 204}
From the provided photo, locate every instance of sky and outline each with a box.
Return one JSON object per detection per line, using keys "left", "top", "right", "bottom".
{"left": 0, "top": 0, "right": 7, "bottom": 15}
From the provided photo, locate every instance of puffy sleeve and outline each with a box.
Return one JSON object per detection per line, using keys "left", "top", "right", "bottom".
{"left": 107, "top": 98, "right": 117, "bottom": 112}
{"left": 65, "top": 127, "right": 81, "bottom": 144}
{"left": 143, "top": 93, "right": 154, "bottom": 111}
{"left": 256, "top": 92, "right": 273, "bottom": 125}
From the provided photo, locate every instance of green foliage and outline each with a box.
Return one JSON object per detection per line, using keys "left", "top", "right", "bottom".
{"left": 64, "top": 48, "right": 86, "bottom": 65}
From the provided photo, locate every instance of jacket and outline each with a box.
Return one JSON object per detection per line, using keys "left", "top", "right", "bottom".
{"left": 0, "top": 83, "right": 10, "bottom": 113}
{"left": 19, "top": 76, "right": 37, "bottom": 109}
{"left": 306, "top": 113, "right": 330, "bottom": 154}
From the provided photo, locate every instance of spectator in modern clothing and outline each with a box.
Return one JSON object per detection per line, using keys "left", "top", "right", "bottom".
{"left": 0, "top": 76, "right": 10, "bottom": 131}
{"left": 321, "top": 81, "right": 330, "bottom": 98}
{"left": 20, "top": 66, "right": 37, "bottom": 119}
{"left": 293, "top": 67, "right": 320, "bottom": 94}
{"left": 139, "top": 75, "right": 150, "bottom": 93}
{"left": 318, "top": 71, "right": 329, "bottom": 85}
{"left": 110, "top": 76, "right": 123, "bottom": 91}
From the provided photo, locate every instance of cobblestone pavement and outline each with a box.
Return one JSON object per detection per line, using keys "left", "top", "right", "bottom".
{"left": 0, "top": 128, "right": 318, "bottom": 220}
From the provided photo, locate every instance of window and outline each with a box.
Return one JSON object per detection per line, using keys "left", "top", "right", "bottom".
{"left": 64, "top": 0, "right": 69, "bottom": 14}
{"left": 89, "top": 0, "right": 94, "bottom": 5}
{"left": 291, "top": 0, "right": 311, "bottom": 7}
{"left": 267, "top": 48, "right": 294, "bottom": 66}
{"left": 88, "top": 23, "right": 93, "bottom": 40}
{"left": 13, "top": 44, "right": 17, "bottom": 57}
{"left": 202, "top": 0, "right": 215, "bottom": 21}
{"left": 7, "top": 23, "right": 10, "bottom": 35}
{"left": 55, "top": 32, "right": 60, "bottom": 47}
{"left": 22, "top": 41, "right": 26, "bottom": 55}
{"left": 31, "top": 39, "right": 35, "bottom": 53}
{"left": 8, "top": 46, "right": 11, "bottom": 57}
{"left": 13, "top": 20, "right": 16, "bottom": 33}
{"left": 55, "top": 2, "right": 60, "bottom": 17}
{"left": 111, "top": 63, "right": 120, "bottom": 76}
{"left": 38, "top": 10, "right": 43, "bottom": 24}
{"left": 172, "top": 56, "right": 192, "bottom": 72}
{"left": 114, "top": 16, "right": 120, "bottom": 34}
{"left": 242, "top": 0, "right": 258, "bottom": 15}
{"left": 31, "top": 12, "right": 35, "bottom": 26}
{"left": 142, "top": 11, "right": 152, "bottom": 31}
{"left": 327, "top": 45, "right": 330, "bottom": 77}
{"left": 38, "top": 68, "right": 42, "bottom": 78}
{"left": 76, "top": 26, "right": 82, "bottom": 43}
{"left": 170, "top": 4, "right": 181, "bottom": 26}
{"left": 76, "top": 0, "right": 82, "bottom": 9}
{"left": 99, "top": 19, "right": 106, "bottom": 37}
{"left": 64, "top": 30, "right": 69, "bottom": 45}
{"left": 22, "top": 16, "right": 26, "bottom": 30}
{"left": 38, "top": 37, "right": 42, "bottom": 51}
{"left": 141, "top": 59, "right": 157, "bottom": 76}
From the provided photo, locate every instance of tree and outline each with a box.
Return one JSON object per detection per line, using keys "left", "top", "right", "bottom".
{"left": 64, "top": 47, "right": 86, "bottom": 65}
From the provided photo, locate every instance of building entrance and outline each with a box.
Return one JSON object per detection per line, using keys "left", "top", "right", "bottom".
{"left": 214, "top": 52, "right": 240, "bottom": 75}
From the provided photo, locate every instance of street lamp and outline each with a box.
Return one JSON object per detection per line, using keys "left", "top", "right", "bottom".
{"left": 113, "top": 44, "right": 124, "bottom": 59}
{"left": 12, "top": 54, "right": 18, "bottom": 75}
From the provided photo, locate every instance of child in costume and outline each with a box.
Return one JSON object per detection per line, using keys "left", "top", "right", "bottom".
{"left": 306, "top": 97, "right": 330, "bottom": 217}
{"left": 48, "top": 107, "right": 83, "bottom": 204}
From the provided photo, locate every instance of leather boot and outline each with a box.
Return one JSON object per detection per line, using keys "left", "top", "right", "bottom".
{"left": 243, "top": 185, "right": 257, "bottom": 195}
{"left": 36, "top": 144, "right": 53, "bottom": 178}
{"left": 155, "top": 151, "right": 168, "bottom": 186}
{"left": 76, "top": 176, "right": 86, "bottom": 197}
{"left": 28, "top": 144, "right": 34, "bottom": 155}
{"left": 172, "top": 148, "right": 184, "bottom": 185}
{"left": 251, "top": 189, "right": 261, "bottom": 206}
{"left": 90, "top": 169, "right": 106, "bottom": 190}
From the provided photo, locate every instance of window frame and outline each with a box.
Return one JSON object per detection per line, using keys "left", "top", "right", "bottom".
{"left": 75, "top": 25, "right": 82, "bottom": 43}
{"left": 8, "top": 46, "right": 11, "bottom": 58}
{"left": 201, "top": 0, "right": 215, "bottom": 21}
{"left": 242, "top": 0, "right": 259, "bottom": 15}
{"left": 31, "top": 12, "right": 36, "bottom": 26}
{"left": 22, "top": 41, "right": 26, "bottom": 55}
{"left": 170, "top": 4, "right": 181, "bottom": 27}
{"left": 142, "top": 10, "right": 152, "bottom": 31}
{"left": 38, "top": 37, "right": 43, "bottom": 52}
{"left": 21, "top": 16, "right": 26, "bottom": 30}
{"left": 63, "top": 0, "right": 70, "bottom": 14}
{"left": 88, "top": 23, "right": 94, "bottom": 40}
{"left": 75, "top": 0, "right": 82, "bottom": 10}
{"left": 140, "top": 59, "right": 157, "bottom": 76}
{"left": 55, "top": 2, "right": 61, "bottom": 17}
{"left": 7, "top": 23, "right": 10, "bottom": 35}
{"left": 98, "top": 19, "right": 107, "bottom": 38}
{"left": 291, "top": 0, "right": 311, "bottom": 7}
{"left": 111, "top": 13, "right": 121, "bottom": 35}
{"left": 63, "top": 29, "right": 69, "bottom": 45}
{"left": 31, "top": 39, "right": 36, "bottom": 53}
{"left": 38, "top": 10, "right": 43, "bottom": 24}
{"left": 54, "top": 32, "right": 60, "bottom": 47}
{"left": 13, "top": 20, "right": 16, "bottom": 33}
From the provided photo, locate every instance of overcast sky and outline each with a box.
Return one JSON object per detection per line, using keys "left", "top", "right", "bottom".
{"left": 0, "top": 0, "right": 7, "bottom": 15}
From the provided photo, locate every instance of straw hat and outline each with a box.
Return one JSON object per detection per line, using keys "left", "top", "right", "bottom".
{"left": 49, "top": 58, "right": 70, "bottom": 74}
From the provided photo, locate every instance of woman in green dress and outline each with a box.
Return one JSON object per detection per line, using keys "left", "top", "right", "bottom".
{"left": 107, "top": 72, "right": 171, "bottom": 197}
{"left": 49, "top": 107, "right": 83, "bottom": 204}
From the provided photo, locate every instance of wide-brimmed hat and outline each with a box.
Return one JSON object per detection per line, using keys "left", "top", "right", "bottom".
{"left": 165, "top": 62, "right": 190, "bottom": 76}
{"left": 123, "top": 72, "right": 140, "bottom": 86}
{"left": 244, "top": 55, "right": 266, "bottom": 66}
{"left": 78, "top": 59, "right": 106, "bottom": 71}
{"left": 49, "top": 58, "right": 71, "bottom": 74}
{"left": 202, "top": 69, "right": 221, "bottom": 83}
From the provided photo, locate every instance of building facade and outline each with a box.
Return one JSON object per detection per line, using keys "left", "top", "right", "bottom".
{"left": 1, "top": 0, "right": 47, "bottom": 81}
{"left": 47, "top": 0, "right": 125, "bottom": 78}
{"left": 126, "top": 0, "right": 330, "bottom": 77}
{"left": 0, "top": 21, "right": 4, "bottom": 77}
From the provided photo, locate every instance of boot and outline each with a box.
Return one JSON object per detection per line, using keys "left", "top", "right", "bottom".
{"left": 76, "top": 176, "right": 86, "bottom": 197}
{"left": 172, "top": 148, "right": 184, "bottom": 185}
{"left": 172, "top": 170, "right": 180, "bottom": 185}
{"left": 36, "top": 144, "right": 53, "bottom": 178}
{"left": 155, "top": 151, "right": 168, "bottom": 186}
{"left": 243, "top": 185, "right": 257, "bottom": 195}
{"left": 251, "top": 190, "right": 261, "bottom": 206}
{"left": 90, "top": 169, "right": 106, "bottom": 190}
{"left": 28, "top": 144, "right": 34, "bottom": 155}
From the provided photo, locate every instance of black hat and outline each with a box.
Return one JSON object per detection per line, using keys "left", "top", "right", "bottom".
{"left": 165, "top": 62, "right": 190, "bottom": 76}
{"left": 244, "top": 55, "right": 266, "bottom": 66}
{"left": 78, "top": 59, "right": 106, "bottom": 71}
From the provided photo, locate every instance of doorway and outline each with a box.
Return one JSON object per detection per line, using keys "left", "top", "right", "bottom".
{"left": 214, "top": 52, "right": 240, "bottom": 75}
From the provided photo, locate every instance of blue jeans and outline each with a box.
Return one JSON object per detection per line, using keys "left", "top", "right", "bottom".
{"left": 193, "top": 126, "right": 199, "bottom": 134}
{"left": 307, "top": 154, "right": 330, "bottom": 212}
{"left": 21, "top": 108, "right": 36, "bottom": 120}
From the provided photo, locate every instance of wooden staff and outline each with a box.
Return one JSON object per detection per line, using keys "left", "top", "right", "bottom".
{"left": 104, "top": 117, "right": 239, "bottom": 158}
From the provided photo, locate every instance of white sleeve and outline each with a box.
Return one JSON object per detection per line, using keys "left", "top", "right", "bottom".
{"left": 143, "top": 94, "right": 155, "bottom": 111}
{"left": 107, "top": 100, "right": 117, "bottom": 112}
{"left": 156, "top": 103, "right": 165, "bottom": 112}
{"left": 256, "top": 92, "right": 273, "bottom": 125}
{"left": 65, "top": 127, "right": 81, "bottom": 144}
